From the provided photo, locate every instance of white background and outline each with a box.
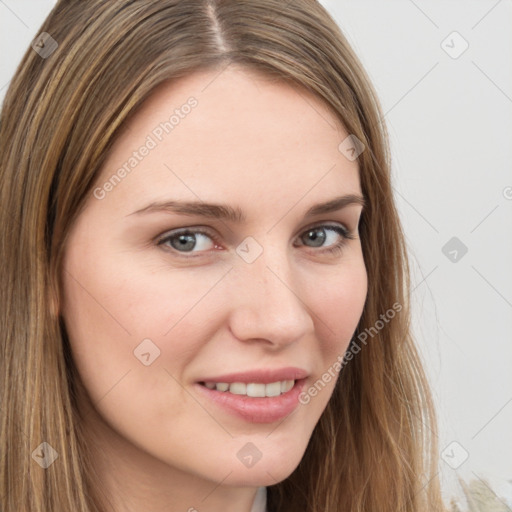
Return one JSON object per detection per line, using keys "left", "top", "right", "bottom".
{"left": 1, "top": 1, "right": 511, "bottom": 509}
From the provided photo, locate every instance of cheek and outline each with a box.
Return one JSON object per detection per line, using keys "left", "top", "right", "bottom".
{"left": 310, "top": 254, "right": 368, "bottom": 356}
{"left": 60, "top": 244, "right": 228, "bottom": 401}
{"left": 59, "top": 254, "right": 206, "bottom": 448}
{"left": 60, "top": 259, "right": 140, "bottom": 406}
{"left": 294, "top": 257, "right": 367, "bottom": 412}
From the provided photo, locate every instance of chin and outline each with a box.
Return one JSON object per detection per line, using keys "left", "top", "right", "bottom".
{"left": 223, "top": 459, "right": 301, "bottom": 487}
{"left": 218, "top": 438, "right": 307, "bottom": 487}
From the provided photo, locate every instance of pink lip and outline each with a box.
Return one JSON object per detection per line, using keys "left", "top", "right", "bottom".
{"left": 194, "top": 378, "right": 307, "bottom": 423}
{"left": 197, "top": 366, "right": 309, "bottom": 384}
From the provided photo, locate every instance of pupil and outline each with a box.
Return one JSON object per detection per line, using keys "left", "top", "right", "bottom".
{"left": 173, "top": 233, "right": 196, "bottom": 251}
{"left": 307, "top": 228, "right": 325, "bottom": 247}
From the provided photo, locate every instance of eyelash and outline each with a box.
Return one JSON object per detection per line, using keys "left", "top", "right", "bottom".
{"left": 156, "top": 224, "right": 356, "bottom": 258}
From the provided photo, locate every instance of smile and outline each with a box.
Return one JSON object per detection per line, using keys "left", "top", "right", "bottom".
{"left": 195, "top": 378, "right": 308, "bottom": 423}
{"left": 199, "top": 380, "right": 295, "bottom": 397}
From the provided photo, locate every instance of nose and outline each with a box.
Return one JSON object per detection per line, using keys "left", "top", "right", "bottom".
{"left": 225, "top": 249, "right": 314, "bottom": 349}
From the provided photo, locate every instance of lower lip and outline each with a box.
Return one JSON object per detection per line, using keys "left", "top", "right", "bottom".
{"left": 194, "top": 379, "right": 307, "bottom": 424}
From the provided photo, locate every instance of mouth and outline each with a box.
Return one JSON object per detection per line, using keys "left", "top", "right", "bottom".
{"left": 198, "top": 379, "right": 296, "bottom": 397}
{"left": 194, "top": 376, "right": 308, "bottom": 424}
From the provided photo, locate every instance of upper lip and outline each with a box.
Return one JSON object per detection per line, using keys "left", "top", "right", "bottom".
{"left": 198, "top": 367, "right": 309, "bottom": 384}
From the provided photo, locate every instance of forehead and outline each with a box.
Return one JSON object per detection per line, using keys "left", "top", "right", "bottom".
{"left": 91, "top": 65, "right": 361, "bottom": 216}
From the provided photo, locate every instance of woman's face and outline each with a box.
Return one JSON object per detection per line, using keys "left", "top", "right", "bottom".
{"left": 60, "top": 66, "right": 367, "bottom": 492}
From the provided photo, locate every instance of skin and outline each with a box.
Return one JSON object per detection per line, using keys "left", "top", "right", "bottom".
{"left": 59, "top": 64, "right": 368, "bottom": 512}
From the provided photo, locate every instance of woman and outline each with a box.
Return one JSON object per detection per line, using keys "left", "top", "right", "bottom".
{"left": 0, "top": 1, "right": 445, "bottom": 511}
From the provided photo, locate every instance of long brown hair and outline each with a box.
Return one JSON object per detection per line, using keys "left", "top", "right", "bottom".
{"left": 0, "top": 1, "right": 445, "bottom": 510}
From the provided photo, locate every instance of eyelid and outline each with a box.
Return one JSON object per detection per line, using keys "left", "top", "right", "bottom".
{"left": 298, "top": 220, "right": 353, "bottom": 238}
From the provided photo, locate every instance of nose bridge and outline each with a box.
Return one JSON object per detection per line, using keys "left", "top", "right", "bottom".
{"left": 227, "top": 243, "right": 314, "bottom": 345}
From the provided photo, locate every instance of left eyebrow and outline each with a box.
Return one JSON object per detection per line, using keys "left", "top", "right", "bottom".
{"left": 304, "top": 194, "right": 366, "bottom": 216}
{"left": 126, "top": 193, "right": 366, "bottom": 222}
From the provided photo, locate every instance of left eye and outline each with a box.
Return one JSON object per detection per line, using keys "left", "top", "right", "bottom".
{"left": 157, "top": 224, "right": 354, "bottom": 256}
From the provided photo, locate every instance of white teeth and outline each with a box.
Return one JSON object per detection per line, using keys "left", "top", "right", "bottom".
{"left": 203, "top": 380, "right": 296, "bottom": 397}
{"left": 247, "top": 383, "right": 266, "bottom": 397}
{"left": 264, "top": 382, "right": 281, "bottom": 397}
{"left": 229, "top": 382, "right": 246, "bottom": 395}
{"left": 281, "top": 380, "right": 294, "bottom": 393}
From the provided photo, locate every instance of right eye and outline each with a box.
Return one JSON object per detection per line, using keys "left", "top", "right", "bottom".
{"left": 157, "top": 227, "right": 222, "bottom": 256}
